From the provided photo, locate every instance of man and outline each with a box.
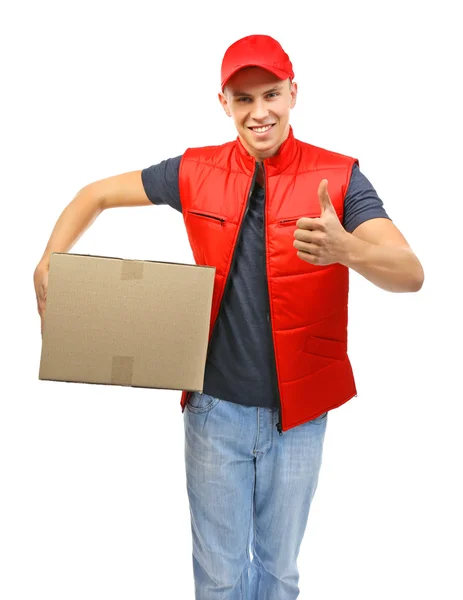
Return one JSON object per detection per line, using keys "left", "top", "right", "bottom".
{"left": 34, "top": 34, "right": 424, "bottom": 599}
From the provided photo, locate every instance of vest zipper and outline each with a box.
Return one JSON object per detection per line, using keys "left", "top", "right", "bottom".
{"left": 203, "top": 163, "right": 260, "bottom": 375}
{"left": 262, "top": 163, "right": 284, "bottom": 436}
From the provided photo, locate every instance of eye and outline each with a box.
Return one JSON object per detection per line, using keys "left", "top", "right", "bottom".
{"left": 267, "top": 92, "right": 279, "bottom": 99}
{"left": 237, "top": 97, "right": 251, "bottom": 103}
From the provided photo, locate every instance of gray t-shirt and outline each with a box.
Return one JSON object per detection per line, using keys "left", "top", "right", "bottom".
{"left": 141, "top": 155, "right": 391, "bottom": 408}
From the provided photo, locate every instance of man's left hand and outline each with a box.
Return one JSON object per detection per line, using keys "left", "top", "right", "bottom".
{"left": 294, "top": 179, "right": 350, "bottom": 266}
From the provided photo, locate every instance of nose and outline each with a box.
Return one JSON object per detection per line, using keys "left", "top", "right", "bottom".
{"left": 250, "top": 98, "right": 270, "bottom": 122}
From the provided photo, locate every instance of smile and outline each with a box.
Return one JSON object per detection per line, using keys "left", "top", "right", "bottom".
{"left": 248, "top": 124, "right": 275, "bottom": 134}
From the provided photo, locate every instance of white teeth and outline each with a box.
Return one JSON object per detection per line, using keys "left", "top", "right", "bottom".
{"left": 251, "top": 125, "right": 273, "bottom": 133}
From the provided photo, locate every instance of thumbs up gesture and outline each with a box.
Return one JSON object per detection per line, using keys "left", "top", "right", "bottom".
{"left": 293, "top": 179, "right": 350, "bottom": 266}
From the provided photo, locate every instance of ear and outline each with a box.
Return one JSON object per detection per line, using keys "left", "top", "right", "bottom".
{"left": 218, "top": 91, "right": 232, "bottom": 117}
{"left": 290, "top": 81, "right": 298, "bottom": 109}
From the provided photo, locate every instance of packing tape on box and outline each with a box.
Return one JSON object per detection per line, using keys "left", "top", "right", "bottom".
{"left": 121, "top": 259, "right": 144, "bottom": 280}
{"left": 111, "top": 356, "right": 134, "bottom": 386}
{"left": 110, "top": 261, "right": 142, "bottom": 385}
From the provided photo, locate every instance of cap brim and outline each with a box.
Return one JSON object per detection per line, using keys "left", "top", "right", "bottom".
{"left": 221, "top": 64, "right": 290, "bottom": 91}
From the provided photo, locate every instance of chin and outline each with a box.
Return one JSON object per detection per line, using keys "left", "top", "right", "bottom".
{"left": 251, "top": 136, "right": 279, "bottom": 151}
{"left": 239, "top": 126, "right": 283, "bottom": 159}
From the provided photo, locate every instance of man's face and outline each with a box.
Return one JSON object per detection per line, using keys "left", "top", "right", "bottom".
{"left": 218, "top": 67, "right": 297, "bottom": 161}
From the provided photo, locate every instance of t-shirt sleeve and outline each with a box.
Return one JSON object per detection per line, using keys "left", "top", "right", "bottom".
{"left": 342, "top": 163, "right": 391, "bottom": 233}
{"left": 141, "top": 155, "right": 182, "bottom": 213}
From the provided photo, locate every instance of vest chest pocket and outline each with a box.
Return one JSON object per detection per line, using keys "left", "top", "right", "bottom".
{"left": 278, "top": 212, "right": 342, "bottom": 227}
{"left": 277, "top": 215, "right": 326, "bottom": 273}
{"left": 279, "top": 217, "right": 304, "bottom": 227}
{"left": 187, "top": 210, "right": 227, "bottom": 226}
{"left": 277, "top": 214, "right": 343, "bottom": 273}
{"left": 185, "top": 210, "right": 228, "bottom": 266}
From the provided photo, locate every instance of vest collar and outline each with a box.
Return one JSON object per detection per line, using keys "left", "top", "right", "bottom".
{"left": 235, "top": 125, "right": 299, "bottom": 177}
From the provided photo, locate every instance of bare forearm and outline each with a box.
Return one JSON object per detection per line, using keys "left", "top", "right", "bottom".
{"left": 342, "top": 233, "right": 424, "bottom": 293}
{"left": 37, "top": 187, "right": 103, "bottom": 269}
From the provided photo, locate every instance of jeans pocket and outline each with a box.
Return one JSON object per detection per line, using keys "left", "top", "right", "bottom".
{"left": 186, "top": 392, "right": 221, "bottom": 414}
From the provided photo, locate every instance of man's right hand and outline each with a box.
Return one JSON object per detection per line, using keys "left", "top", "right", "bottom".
{"left": 34, "top": 262, "right": 49, "bottom": 336}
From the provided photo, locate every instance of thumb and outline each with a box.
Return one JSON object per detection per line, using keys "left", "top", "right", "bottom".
{"left": 318, "top": 179, "right": 335, "bottom": 214}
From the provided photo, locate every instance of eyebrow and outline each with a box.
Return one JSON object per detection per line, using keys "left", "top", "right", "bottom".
{"left": 231, "top": 85, "right": 284, "bottom": 98}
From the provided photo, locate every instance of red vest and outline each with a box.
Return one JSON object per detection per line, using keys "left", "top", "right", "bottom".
{"left": 178, "top": 126, "right": 359, "bottom": 432}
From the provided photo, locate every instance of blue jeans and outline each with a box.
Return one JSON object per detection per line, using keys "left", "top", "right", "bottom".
{"left": 183, "top": 392, "right": 328, "bottom": 599}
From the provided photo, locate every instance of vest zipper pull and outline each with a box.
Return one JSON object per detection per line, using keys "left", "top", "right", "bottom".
{"left": 276, "top": 422, "right": 283, "bottom": 436}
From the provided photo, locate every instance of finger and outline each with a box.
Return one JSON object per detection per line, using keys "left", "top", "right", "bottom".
{"left": 297, "top": 249, "right": 321, "bottom": 265}
{"left": 296, "top": 217, "right": 325, "bottom": 231}
{"left": 294, "top": 228, "right": 324, "bottom": 244}
{"left": 293, "top": 239, "right": 320, "bottom": 256}
{"left": 318, "top": 179, "right": 335, "bottom": 213}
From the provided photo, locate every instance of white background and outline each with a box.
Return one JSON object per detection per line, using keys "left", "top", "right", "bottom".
{"left": 1, "top": 0, "right": 462, "bottom": 598}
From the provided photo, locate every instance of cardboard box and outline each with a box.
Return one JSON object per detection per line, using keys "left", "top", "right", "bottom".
{"left": 39, "top": 252, "right": 215, "bottom": 391}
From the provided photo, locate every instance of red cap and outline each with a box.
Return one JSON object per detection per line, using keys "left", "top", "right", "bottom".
{"left": 221, "top": 35, "right": 294, "bottom": 91}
